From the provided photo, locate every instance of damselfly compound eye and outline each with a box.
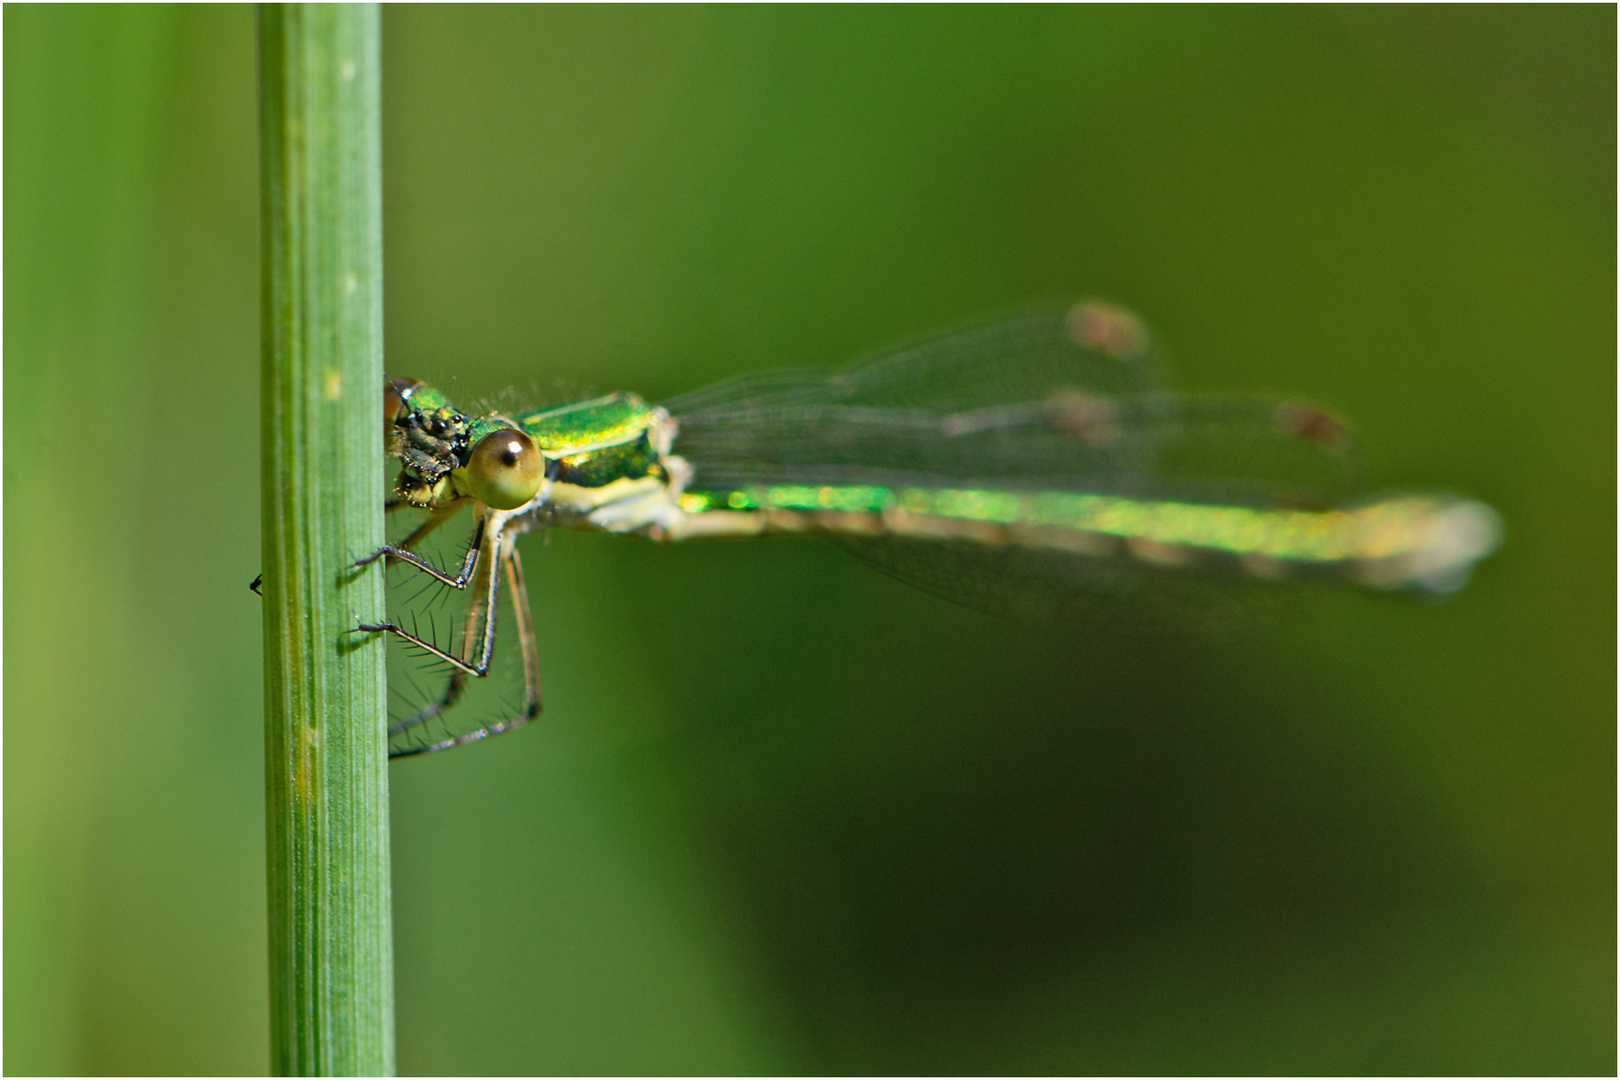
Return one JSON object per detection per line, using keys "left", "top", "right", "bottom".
{"left": 458, "top": 428, "right": 543, "bottom": 509}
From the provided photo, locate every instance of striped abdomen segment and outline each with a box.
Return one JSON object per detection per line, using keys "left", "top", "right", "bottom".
{"left": 674, "top": 484, "right": 1500, "bottom": 594}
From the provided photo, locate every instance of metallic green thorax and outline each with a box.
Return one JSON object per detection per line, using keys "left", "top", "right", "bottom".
{"left": 517, "top": 394, "right": 669, "bottom": 490}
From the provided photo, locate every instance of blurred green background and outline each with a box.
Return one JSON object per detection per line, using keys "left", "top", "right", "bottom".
{"left": 6, "top": 6, "right": 1613, "bottom": 1074}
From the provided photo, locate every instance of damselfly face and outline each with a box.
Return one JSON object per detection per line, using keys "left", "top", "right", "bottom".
{"left": 384, "top": 377, "right": 547, "bottom": 513}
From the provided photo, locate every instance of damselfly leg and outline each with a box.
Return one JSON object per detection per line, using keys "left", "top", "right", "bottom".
{"left": 358, "top": 504, "right": 543, "bottom": 757}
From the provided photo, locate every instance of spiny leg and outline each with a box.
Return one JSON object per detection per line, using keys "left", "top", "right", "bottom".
{"left": 368, "top": 513, "right": 505, "bottom": 736}
{"left": 356, "top": 502, "right": 493, "bottom": 736}
{"left": 388, "top": 530, "right": 544, "bottom": 758}
{"left": 255, "top": 499, "right": 449, "bottom": 596}
{"left": 356, "top": 502, "right": 485, "bottom": 591}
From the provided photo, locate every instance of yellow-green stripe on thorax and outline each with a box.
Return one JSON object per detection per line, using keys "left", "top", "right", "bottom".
{"left": 518, "top": 393, "right": 672, "bottom": 490}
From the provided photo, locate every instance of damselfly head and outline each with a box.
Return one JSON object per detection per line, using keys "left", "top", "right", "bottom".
{"left": 385, "top": 379, "right": 477, "bottom": 486}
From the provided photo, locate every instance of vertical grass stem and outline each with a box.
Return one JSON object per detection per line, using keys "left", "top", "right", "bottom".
{"left": 258, "top": 5, "right": 394, "bottom": 1074}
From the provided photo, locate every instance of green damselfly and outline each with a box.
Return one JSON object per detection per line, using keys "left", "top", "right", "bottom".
{"left": 361, "top": 301, "right": 1500, "bottom": 758}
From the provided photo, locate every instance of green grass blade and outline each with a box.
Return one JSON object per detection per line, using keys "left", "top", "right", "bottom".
{"left": 258, "top": 5, "right": 394, "bottom": 1075}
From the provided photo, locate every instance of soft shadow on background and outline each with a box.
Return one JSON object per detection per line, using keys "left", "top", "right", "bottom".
{"left": 6, "top": 7, "right": 1613, "bottom": 1074}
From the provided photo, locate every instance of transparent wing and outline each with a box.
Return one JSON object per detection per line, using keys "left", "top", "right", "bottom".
{"left": 666, "top": 302, "right": 1367, "bottom": 627}
{"left": 668, "top": 302, "right": 1359, "bottom": 507}
{"left": 674, "top": 392, "right": 1361, "bottom": 510}
{"left": 665, "top": 301, "right": 1162, "bottom": 415}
